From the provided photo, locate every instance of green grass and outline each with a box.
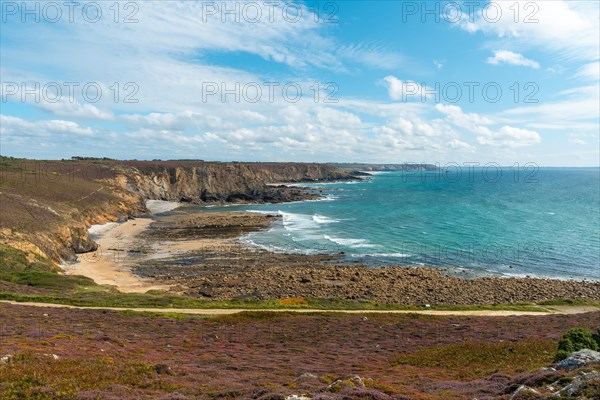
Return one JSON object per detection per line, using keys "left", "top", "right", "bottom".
{"left": 0, "top": 244, "right": 56, "bottom": 273}
{"left": 0, "top": 272, "right": 96, "bottom": 291}
{"left": 392, "top": 339, "right": 557, "bottom": 380}
{"left": 539, "top": 298, "right": 600, "bottom": 306}
{"left": 0, "top": 288, "right": 574, "bottom": 313}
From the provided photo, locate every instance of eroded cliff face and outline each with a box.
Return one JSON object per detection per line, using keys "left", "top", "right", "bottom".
{"left": 113, "top": 162, "right": 354, "bottom": 203}
{"left": 1, "top": 186, "right": 146, "bottom": 266}
{"left": 0, "top": 159, "right": 354, "bottom": 266}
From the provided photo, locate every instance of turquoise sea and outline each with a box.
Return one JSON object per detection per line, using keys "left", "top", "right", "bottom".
{"left": 198, "top": 168, "right": 600, "bottom": 280}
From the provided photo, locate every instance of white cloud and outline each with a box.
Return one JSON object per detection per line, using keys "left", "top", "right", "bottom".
{"left": 575, "top": 61, "right": 600, "bottom": 81}
{"left": 316, "top": 108, "right": 361, "bottom": 128}
{"left": 435, "top": 104, "right": 540, "bottom": 148}
{"left": 447, "top": 139, "right": 475, "bottom": 152}
{"left": 457, "top": 1, "right": 599, "bottom": 62}
{"left": 336, "top": 43, "right": 404, "bottom": 70}
{"left": 435, "top": 104, "right": 494, "bottom": 127}
{"left": 382, "top": 76, "right": 430, "bottom": 101}
{"left": 37, "top": 100, "right": 114, "bottom": 120}
{"left": 504, "top": 84, "right": 600, "bottom": 125}
{"left": 476, "top": 126, "right": 541, "bottom": 148}
{"left": 486, "top": 50, "right": 540, "bottom": 69}
{"left": 0, "top": 115, "right": 94, "bottom": 137}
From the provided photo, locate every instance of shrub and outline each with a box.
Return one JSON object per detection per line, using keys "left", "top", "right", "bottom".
{"left": 278, "top": 297, "right": 307, "bottom": 306}
{"left": 555, "top": 328, "right": 600, "bottom": 361}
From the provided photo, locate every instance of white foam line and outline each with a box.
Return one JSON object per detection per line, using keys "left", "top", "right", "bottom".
{"left": 145, "top": 200, "right": 181, "bottom": 214}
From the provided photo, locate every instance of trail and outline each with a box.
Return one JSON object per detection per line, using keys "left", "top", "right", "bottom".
{"left": 1, "top": 300, "right": 597, "bottom": 316}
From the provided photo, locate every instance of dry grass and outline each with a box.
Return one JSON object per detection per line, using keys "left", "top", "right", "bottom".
{"left": 278, "top": 297, "right": 308, "bottom": 306}
{"left": 0, "top": 158, "right": 123, "bottom": 233}
{"left": 0, "top": 353, "right": 179, "bottom": 400}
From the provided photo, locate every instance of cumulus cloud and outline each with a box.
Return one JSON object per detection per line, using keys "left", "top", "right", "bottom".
{"left": 37, "top": 100, "right": 114, "bottom": 120}
{"left": 435, "top": 104, "right": 494, "bottom": 127}
{"left": 0, "top": 115, "right": 94, "bottom": 137}
{"left": 382, "top": 76, "right": 430, "bottom": 101}
{"left": 435, "top": 104, "right": 540, "bottom": 148}
{"left": 447, "top": 139, "right": 475, "bottom": 152}
{"left": 476, "top": 126, "right": 541, "bottom": 148}
{"left": 457, "top": 1, "right": 599, "bottom": 62}
{"left": 486, "top": 50, "right": 540, "bottom": 68}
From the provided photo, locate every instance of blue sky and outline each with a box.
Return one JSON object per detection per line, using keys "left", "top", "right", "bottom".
{"left": 1, "top": 0, "right": 598, "bottom": 165}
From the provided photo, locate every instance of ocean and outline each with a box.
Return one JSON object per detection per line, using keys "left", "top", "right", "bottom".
{"left": 196, "top": 168, "right": 600, "bottom": 281}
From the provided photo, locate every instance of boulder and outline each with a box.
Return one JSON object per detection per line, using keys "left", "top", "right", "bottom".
{"left": 0, "top": 354, "right": 13, "bottom": 364}
{"left": 556, "top": 349, "right": 600, "bottom": 370}
{"left": 326, "top": 374, "right": 366, "bottom": 393}
{"left": 71, "top": 227, "right": 98, "bottom": 253}
{"left": 509, "top": 385, "right": 541, "bottom": 400}
{"left": 295, "top": 372, "right": 318, "bottom": 380}
{"left": 555, "top": 371, "right": 600, "bottom": 397}
{"left": 153, "top": 364, "right": 174, "bottom": 375}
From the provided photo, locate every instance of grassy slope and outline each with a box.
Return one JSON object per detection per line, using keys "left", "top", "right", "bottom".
{"left": 0, "top": 158, "right": 127, "bottom": 233}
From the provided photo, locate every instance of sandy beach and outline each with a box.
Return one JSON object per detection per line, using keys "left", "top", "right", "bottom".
{"left": 61, "top": 200, "right": 182, "bottom": 293}
{"left": 63, "top": 218, "right": 171, "bottom": 293}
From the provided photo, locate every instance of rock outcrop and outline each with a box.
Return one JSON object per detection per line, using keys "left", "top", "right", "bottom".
{"left": 556, "top": 349, "right": 600, "bottom": 370}
{"left": 113, "top": 161, "right": 355, "bottom": 203}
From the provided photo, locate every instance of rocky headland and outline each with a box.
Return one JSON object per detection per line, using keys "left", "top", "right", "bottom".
{"left": 0, "top": 158, "right": 355, "bottom": 266}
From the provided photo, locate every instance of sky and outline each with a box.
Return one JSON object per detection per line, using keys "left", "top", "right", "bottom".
{"left": 0, "top": 0, "right": 599, "bottom": 165}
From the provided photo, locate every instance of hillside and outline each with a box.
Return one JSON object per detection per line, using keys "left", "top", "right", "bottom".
{"left": 0, "top": 157, "right": 354, "bottom": 266}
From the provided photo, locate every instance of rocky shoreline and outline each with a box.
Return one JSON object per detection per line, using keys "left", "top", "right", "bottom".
{"left": 2, "top": 158, "right": 599, "bottom": 307}
{"left": 124, "top": 211, "right": 600, "bottom": 305}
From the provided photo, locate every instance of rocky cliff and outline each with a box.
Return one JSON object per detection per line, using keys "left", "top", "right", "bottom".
{"left": 0, "top": 158, "right": 354, "bottom": 265}
{"left": 113, "top": 161, "right": 355, "bottom": 203}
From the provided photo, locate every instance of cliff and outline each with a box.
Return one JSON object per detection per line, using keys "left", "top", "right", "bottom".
{"left": 114, "top": 161, "right": 354, "bottom": 203}
{"left": 0, "top": 158, "right": 354, "bottom": 265}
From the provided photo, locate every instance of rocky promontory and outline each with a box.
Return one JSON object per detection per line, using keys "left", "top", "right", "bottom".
{"left": 0, "top": 158, "right": 354, "bottom": 266}
{"left": 113, "top": 160, "right": 354, "bottom": 203}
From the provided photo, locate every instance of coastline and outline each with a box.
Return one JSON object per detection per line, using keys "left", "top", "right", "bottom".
{"left": 60, "top": 200, "right": 181, "bottom": 293}
{"left": 64, "top": 204, "right": 600, "bottom": 305}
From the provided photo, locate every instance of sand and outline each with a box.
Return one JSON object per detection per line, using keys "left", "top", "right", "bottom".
{"left": 63, "top": 218, "right": 172, "bottom": 293}
{"left": 62, "top": 200, "right": 186, "bottom": 293}
{"left": 63, "top": 206, "right": 236, "bottom": 293}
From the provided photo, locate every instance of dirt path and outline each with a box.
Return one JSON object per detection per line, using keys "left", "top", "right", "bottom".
{"left": 1, "top": 300, "right": 597, "bottom": 316}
